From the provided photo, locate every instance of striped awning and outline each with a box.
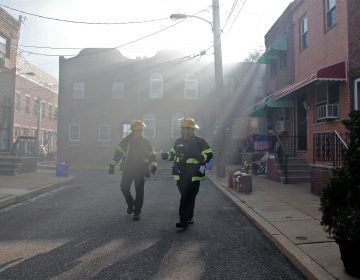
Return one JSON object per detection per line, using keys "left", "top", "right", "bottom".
{"left": 271, "top": 61, "right": 347, "bottom": 100}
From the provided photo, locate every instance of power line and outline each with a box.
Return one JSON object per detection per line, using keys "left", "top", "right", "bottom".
{"left": 222, "top": 0, "right": 240, "bottom": 31}
{"left": 225, "top": 0, "right": 248, "bottom": 36}
{"left": 0, "top": 3, "right": 168, "bottom": 25}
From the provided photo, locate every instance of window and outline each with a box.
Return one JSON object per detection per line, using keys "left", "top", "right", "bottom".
{"left": 149, "top": 73, "right": 163, "bottom": 98}
{"left": 69, "top": 124, "right": 80, "bottom": 142}
{"left": 355, "top": 78, "right": 360, "bottom": 110}
{"left": 15, "top": 91, "right": 20, "bottom": 112}
{"left": 48, "top": 104, "right": 52, "bottom": 118}
{"left": 143, "top": 113, "right": 156, "bottom": 139}
{"left": 41, "top": 101, "right": 46, "bottom": 118}
{"left": 325, "top": 0, "right": 336, "bottom": 30}
{"left": 25, "top": 95, "right": 30, "bottom": 114}
{"left": 73, "top": 82, "right": 85, "bottom": 98}
{"left": 171, "top": 113, "right": 184, "bottom": 138}
{"left": 54, "top": 108, "right": 58, "bottom": 120}
{"left": 112, "top": 82, "right": 125, "bottom": 98}
{"left": 270, "top": 60, "right": 277, "bottom": 77}
{"left": 184, "top": 75, "right": 198, "bottom": 99}
{"left": 300, "top": 16, "right": 308, "bottom": 50}
{"left": 123, "top": 123, "right": 131, "bottom": 138}
{"left": 0, "top": 35, "right": 8, "bottom": 58}
{"left": 279, "top": 51, "right": 287, "bottom": 71}
{"left": 34, "top": 98, "right": 40, "bottom": 115}
{"left": 316, "top": 82, "right": 339, "bottom": 121}
{"left": 99, "top": 125, "right": 110, "bottom": 143}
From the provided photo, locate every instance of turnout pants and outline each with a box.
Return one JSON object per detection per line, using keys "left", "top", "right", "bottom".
{"left": 177, "top": 176, "right": 200, "bottom": 223}
{"left": 120, "top": 171, "right": 145, "bottom": 215}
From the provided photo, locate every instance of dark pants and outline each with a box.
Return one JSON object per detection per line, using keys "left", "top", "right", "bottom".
{"left": 177, "top": 178, "right": 200, "bottom": 223}
{"left": 120, "top": 172, "right": 145, "bottom": 215}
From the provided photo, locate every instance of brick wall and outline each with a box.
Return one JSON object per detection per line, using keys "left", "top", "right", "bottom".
{"left": 310, "top": 165, "right": 333, "bottom": 196}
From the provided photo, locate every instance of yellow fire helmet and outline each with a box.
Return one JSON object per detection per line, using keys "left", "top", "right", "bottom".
{"left": 179, "top": 117, "right": 199, "bottom": 129}
{"left": 130, "top": 120, "right": 146, "bottom": 131}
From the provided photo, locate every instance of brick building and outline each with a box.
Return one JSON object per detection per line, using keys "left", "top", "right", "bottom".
{"left": 14, "top": 57, "right": 58, "bottom": 155}
{"left": 0, "top": 7, "right": 21, "bottom": 151}
{"left": 251, "top": 0, "right": 353, "bottom": 194}
{"left": 348, "top": 0, "right": 360, "bottom": 111}
{"left": 57, "top": 49, "right": 265, "bottom": 168}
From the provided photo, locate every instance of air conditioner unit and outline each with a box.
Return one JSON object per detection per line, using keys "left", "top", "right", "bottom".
{"left": 317, "top": 104, "right": 339, "bottom": 120}
{"left": 0, "top": 56, "right": 10, "bottom": 68}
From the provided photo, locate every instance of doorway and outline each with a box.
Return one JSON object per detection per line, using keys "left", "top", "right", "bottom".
{"left": 297, "top": 95, "right": 307, "bottom": 150}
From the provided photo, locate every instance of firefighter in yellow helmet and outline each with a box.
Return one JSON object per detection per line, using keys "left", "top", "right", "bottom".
{"left": 109, "top": 120, "right": 157, "bottom": 221}
{"left": 161, "top": 117, "right": 213, "bottom": 228}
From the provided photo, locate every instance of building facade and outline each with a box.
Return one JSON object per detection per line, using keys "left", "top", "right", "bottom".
{"left": 14, "top": 57, "right": 58, "bottom": 155}
{"left": 0, "top": 7, "right": 21, "bottom": 151}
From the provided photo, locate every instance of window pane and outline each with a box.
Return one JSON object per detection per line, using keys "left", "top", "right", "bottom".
{"left": 328, "top": 83, "right": 339, "bottom": 103}
{"left": 69, "top": 125, "right": 80, "bottom": 142}
{"left": 171, "top": 113, "right": 183, "bottom": 138}
{"left": 73, "top": 82, "right": 85, "bottom": 98}
{"left": 99, "top": 125, "right": 110, "bottom": 142}
{"left": 112, "top": 82, "right": 124, "bottom": 98}
{"left": 150, "top": 73, "right": 163, "bottom": 98}
{"left": 143, "top": 113, "right": 156, "bottom": 139}
{"left": 185, "top": 76, "right": 198, "bottom": 99}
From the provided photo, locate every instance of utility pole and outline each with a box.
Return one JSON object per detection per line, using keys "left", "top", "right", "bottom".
{"left": 212, "top": 0, "right": 226, "bottom": 178}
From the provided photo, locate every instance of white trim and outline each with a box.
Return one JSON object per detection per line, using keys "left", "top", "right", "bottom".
{"left": 68, "top": 124, "right": 80, "bottom": 142}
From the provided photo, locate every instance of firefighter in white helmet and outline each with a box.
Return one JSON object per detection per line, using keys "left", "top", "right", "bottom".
{"left": 109, "top": 120, "right": 157, "bottom": 221}
{"left": 161, "top": 117, "right": 213, "bottom": 228}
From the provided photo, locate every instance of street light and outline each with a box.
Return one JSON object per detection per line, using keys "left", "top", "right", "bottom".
{"left": 170, "top": 0, "right": 226, "bottom": 178}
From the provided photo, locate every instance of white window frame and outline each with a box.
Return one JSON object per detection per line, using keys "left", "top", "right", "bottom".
{"left": 355, "top": 78, "right": 360, "bottom": 110}
{"left": 149, "top": 73, "right": 163, "bottom": 99}
{"left": 325, "top": 0, "right": 336, "bottom": 30}
{"left": 0, "top": 35, "right": 7, "bottom": 58}
{"left": 315, "top": 83, "right": 339, "bottom": 122}
{"left": 68, "top": 124, "right": 80, "bottom": 142}
{"left": 112, "top": 81, "right": 125, "bottom": 98}
{"left": 73, "top": 82, "right": 85, "bottom": 99}
{"left": 143, "top": 113, "right": 156, "bottom": 139}
{"left": 25, "top": 95, "right": 30, "bottom": 114}
{"left": 99, "top": 125, "right": 110, "bottom": 143}
{"left": 300, "top": 16, "right": 308, "bottom": 50}
{"left": 171, "top": 113, "right": 184, "bottom": 138}
{"left": 184, "top": 75, "right": 198, "bottom": 99}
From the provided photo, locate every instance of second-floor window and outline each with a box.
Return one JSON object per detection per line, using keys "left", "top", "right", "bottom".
{"left": 300, "top": 16, "right": 308, "bottom": 50}
{"left": 149, "top": 73, "right": 163, "bottom": 99}
{"left": 0, "top": 35, "right": 8, "bottom": 58}
{"left": 25, "top": 95, "right": 30, "bottom": 114}
{"left": 184, "top": 75, "right": 198, "bottom": 99}
{"left": 279, "top": 51, "right": 287, "bottom": 71}
{"left": 48, "top": 104, "right": 52, "bottom": 119}
{"left": 112, "top": 82, "right": 125, "bottom": 98}
{"left": 41, "top": 101, "right": 46, "bottom": 118}
{"left": 355, "top": 78, "right": 360, "bottom": 111}
{"left": 73, "top": 82, "right": 85, "bottom": 98}
{"left": 325, "top": 0, "right": 336, "bottom": 30}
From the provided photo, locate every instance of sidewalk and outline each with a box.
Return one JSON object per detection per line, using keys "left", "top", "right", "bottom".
{"left": 207, "top": 170, "right": 357, "bottom": 280}
{"left": 0, "top": 165, "right": 74, "bottom": 210}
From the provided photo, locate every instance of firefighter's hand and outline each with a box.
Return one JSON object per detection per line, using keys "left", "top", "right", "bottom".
{"left": 188, "top": 150, "right": 204, "bottom": 162}
{"left": 150, "top": 165, "right": 157, "bottom": 175}
{"left": 108, "top": 164, "right": 115, "bottom": 175}
{"left": 161, "top": 152, "right": 168, "bottom": 160}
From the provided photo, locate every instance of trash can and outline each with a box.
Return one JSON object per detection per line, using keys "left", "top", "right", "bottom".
{"left": 56, "top": 162, "right": 68, "bottom": 177}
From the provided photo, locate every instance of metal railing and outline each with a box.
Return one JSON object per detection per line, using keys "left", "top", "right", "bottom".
{"left": 313, "top": 131, "right": 349, "bottom": 166}
{"left": 272, "top": 134, "right": 289, "bottom": 184}
{"left": 11, "top": 136, "right": 37, "bottom": 158}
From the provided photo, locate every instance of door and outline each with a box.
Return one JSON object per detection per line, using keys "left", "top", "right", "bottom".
{"left": 297, "top": 95, "right": 307, "bottom": 150}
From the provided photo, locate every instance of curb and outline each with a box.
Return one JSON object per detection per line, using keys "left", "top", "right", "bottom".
{"left": 207, "top": 176, "right": 335, "bottom": 280}
{"left": 0, "top": 176, "right": 75, "bottom": 210}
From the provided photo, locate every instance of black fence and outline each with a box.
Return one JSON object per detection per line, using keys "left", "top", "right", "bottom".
{"left": 11, "top": 136, "right": 37, "bottom": 158}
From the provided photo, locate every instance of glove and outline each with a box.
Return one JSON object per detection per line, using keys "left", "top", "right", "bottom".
{"left": 108, "top": 164, "right": 115, "bottom": 175}
{"left": 161, "top": 152, "right": 168, "bottom": 160}
{"left": 188, "top": 149, "right": 204, "bottom": 162}
{"left": 150, "top": 165, "right": 157, "bottom": 175}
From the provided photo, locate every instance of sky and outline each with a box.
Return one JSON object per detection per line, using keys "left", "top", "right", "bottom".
{"left": 1, "top": 0, "right": 293, "bottom": 79}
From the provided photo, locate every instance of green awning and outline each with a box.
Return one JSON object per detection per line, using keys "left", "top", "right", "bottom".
{"left": 265, "top": 97, "right": 293, "bottom": 108}
{"left": 257, "top": 34, "right": 287, "bottom": 64}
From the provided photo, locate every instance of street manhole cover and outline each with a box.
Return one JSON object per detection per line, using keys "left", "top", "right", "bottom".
{"left": 296, "top": 236, "right": 308, "bottom": 240}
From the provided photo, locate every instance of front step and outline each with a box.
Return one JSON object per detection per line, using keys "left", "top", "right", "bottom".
{"left": 277, "top": 157, "right": 310, "bottom": 184}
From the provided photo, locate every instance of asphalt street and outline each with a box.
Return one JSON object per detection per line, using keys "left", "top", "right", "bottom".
{"left": 0, "top": 169, "right": 305, "bottom": 280}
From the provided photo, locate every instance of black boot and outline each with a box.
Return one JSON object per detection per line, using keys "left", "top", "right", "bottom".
{"left": 176, "top": 221, "right": 188, "bottom": 228}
